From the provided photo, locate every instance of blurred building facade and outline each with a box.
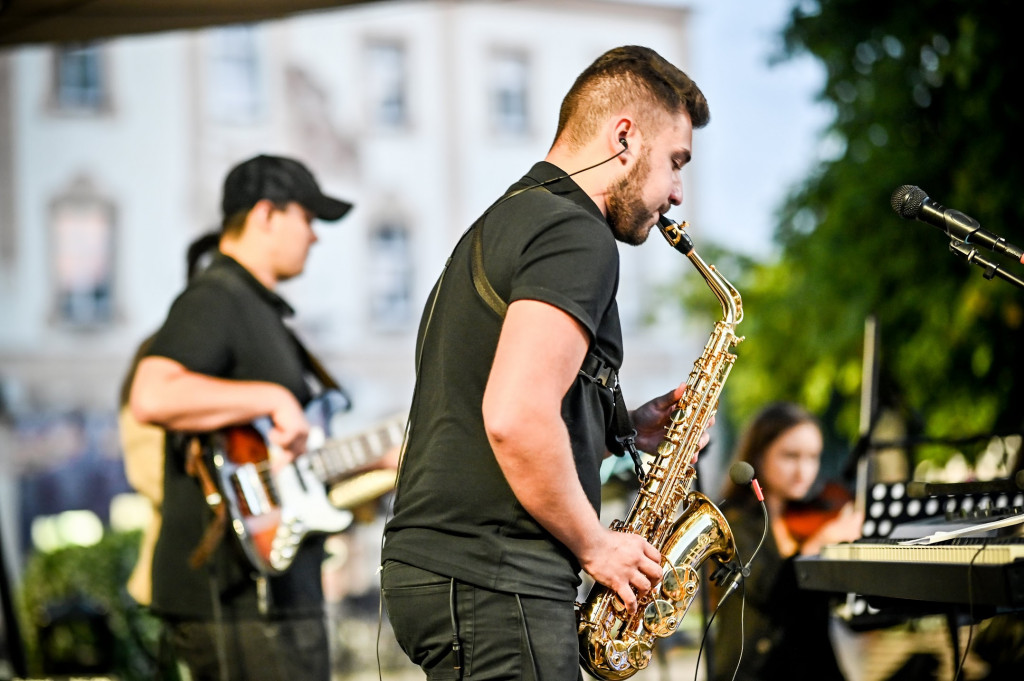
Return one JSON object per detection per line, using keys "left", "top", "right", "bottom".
{"left": 0, "top": 0, "right": 710, "bottom": 569}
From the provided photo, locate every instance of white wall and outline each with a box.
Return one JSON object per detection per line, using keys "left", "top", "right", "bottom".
{"left": 1, "top": 0, "right": 712, "bottom": 423}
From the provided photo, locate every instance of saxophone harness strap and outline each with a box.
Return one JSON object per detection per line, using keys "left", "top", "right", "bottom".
{"left": 470, "top": 217, "right": 644, "bottom": 477}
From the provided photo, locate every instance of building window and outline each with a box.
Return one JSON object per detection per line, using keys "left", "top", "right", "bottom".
{"left": 49, "top": 179, "right": 116, "bottom": 328}
{"left": 369, "top": 222, "right": 412, "bottom": 329}
{"left": 52, "top": 43, "right": 108, "bottom": 113}
{"left": 207, "top": 25, "right": 264, "bottom": 124}
{"left": 366, "top": 40, "right": 408, "bottom": 130}
{"left": 490, "top": 50, "right": 530, "bottom": 137}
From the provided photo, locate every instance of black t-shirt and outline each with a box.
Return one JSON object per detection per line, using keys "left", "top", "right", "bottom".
{"left": 382, "top": 162, "right": 624, "bottom": 601}
{"left": 145, "top": 254, "right": 326, "bottom": 620}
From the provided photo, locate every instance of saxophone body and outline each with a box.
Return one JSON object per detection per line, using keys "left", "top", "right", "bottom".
{"left": 578, "top": 217, "right": 744, "bottom": 680}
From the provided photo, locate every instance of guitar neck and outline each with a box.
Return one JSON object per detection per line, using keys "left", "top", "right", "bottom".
{"left": 307, "top": 418, "right": 404, "bottom": 485}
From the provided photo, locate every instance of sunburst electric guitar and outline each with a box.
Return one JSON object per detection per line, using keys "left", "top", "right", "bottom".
{"left": 207, "top": 395, "right": 406, "bottom": 575}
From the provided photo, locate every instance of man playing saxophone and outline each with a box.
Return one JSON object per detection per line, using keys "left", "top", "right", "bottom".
{"left": 381, "top": 45, "right": 714, "bottom": 680}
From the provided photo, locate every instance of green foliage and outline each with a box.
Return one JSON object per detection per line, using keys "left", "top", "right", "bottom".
{"left": 17, "top": 530, "right": 162, "bottom": 680}
{"left": 708, "top": 0, "right": 1024, "bottom": 465}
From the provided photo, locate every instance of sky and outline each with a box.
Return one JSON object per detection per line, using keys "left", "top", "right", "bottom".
{"left": 679, "top": 0, "right": 832, "bottom": 257}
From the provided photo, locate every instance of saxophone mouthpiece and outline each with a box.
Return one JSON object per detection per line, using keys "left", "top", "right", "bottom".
{"left": 658, "top": 215, "right": 694, "bottom": 255}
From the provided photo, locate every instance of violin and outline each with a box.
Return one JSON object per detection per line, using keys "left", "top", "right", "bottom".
{"left": 782, "top": 481, "right": 854, "bottom": 544}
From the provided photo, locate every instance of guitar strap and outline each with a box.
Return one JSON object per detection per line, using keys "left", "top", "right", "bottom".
{"left": 286, "top": 328, "right": 352, "bottom": 407}
{"left": 182, "top": 267, "right": 350, "bottom": 572}
{"left": 185, "top": 436, "right": 228, "bottom": 570}
{"left": 469, "top": 214, "right": 643, "bottom": 475}
{"left": 199, "top": 265, "right": 350, "bottom": 401}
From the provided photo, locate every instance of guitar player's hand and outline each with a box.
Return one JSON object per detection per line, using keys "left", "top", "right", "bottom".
{"left": 266, "top": 394, "right": 310, "bottom": 463}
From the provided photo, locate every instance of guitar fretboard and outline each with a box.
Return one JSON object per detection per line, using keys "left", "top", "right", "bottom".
{"left": 307, "top": 416, "right": 406, "bottom": 484}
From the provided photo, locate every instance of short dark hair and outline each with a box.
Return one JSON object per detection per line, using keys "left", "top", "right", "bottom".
{"left": 553, "top": 45, "right": 710, "bottom": 150}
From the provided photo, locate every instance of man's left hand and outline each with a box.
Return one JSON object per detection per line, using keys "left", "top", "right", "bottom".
{"left": 629, "top": 384, "right": 714, "bottom": 456}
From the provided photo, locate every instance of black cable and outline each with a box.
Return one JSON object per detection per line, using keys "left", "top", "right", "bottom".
{"left": 691, "top": 562, "right": 733, "bottom": 681}
{"left": 451, "top": 578, "right": 463, "bottom": 679}
{"left": 515, "top": 594, "right": 540, "bottom": 681}
{"left": 693, "top": 597, "right": 720, "bottom": 681}
{"left": 207, "top": 571, "right": 230, "bottom": 681}
{"left": 694, "top": 500, "right": 769, "bottom": 681}
{"left": 729, "top": 581, "right": 753, "bottom": 681}
{"left": 375, "top": 592, "right": 386, "bottom": 681}
{"left": 952, "top": 540, "right": 988, "bottom": 681}
{"left": 441, "top": 142, "right": 630, "bottom": 275}
{"left": 485, "top": 144, "right": 628, "bottom": 215}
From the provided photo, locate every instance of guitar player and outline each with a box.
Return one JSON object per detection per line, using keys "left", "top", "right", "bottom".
{"left": 129, "top": 154, "right": 393, "bottom": 681}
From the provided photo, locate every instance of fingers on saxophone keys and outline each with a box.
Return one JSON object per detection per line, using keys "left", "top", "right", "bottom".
{"left": 631, "top": 572, "right": 653, "bottom": 597}
{"left": 614, "top": 589, "right": 639, "bottom": 615}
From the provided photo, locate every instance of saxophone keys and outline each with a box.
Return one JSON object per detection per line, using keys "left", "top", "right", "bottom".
{"left": 643, "top": 598, "right": 679, "bottom": 637}
{"left": 661, "top": 565, "right": 682, "bottom": 600}
{"left": 660, "top": 564, "right": 698, "bottom": 601}
{"left": 603, "top": 640, "right": 631, "bottom": 672}
{"left": 627, "top": 640, "right": 653, "bottom": 671}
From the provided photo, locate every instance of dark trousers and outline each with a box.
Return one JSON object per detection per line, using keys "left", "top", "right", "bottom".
{"left": 381, "top": 560, "right": 583, "bottom": 681}
{"left": 163, "top": 615, "right": 330, "bottom": 681}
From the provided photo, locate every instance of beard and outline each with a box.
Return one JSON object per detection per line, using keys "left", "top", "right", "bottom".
{"left": 606, "top": 150, "right": 655, "bottom": 246}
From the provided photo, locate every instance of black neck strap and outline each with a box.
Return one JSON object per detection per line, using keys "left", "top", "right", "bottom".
{"left": 469, "top": 208, "right": 642, "bottom": 473}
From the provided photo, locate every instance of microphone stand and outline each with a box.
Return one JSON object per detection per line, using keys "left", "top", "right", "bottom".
{"left": 1, "top": 508, "right": 28, "bottom": 678}
{"left": 948, "top": 239, "right": 1024, "bottom": 289}
{"left": 691, "top": 455, "right": 717, "bottom": 681}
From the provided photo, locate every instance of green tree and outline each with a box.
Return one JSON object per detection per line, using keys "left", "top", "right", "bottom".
{"left": 707, "top": 0, "right": 1023, "bottom": 469}
{"left": 18, "top": 531, "right": 163, "bottom": 680}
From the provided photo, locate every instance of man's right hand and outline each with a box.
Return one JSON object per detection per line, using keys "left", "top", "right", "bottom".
{"left": 579, "top": 528, "right": 663, "bottom": 614}
{"left": 266, "top": 394, "right": 310, "bottom": 462}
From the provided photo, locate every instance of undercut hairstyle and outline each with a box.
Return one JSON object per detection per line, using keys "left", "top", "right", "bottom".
{"left": 553, "top": 45, "right": 710, "bottom": 150}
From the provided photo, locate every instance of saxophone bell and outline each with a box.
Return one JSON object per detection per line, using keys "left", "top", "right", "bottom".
{"left": 657, "top": 215, "right": 694, "bottom": 255}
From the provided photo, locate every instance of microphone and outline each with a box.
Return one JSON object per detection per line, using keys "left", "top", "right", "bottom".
{"left": 890, "top": 185, "right": 1024, "bottom": 264}
{"left": 717, "top": 462, "right": 768, "bottom": 600}
{"left": 729, "top": 461, "right": 763, "bottom": 502}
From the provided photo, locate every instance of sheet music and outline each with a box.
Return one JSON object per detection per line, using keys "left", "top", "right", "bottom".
{"left": 898, "top": 512, "right": 1024, "bottom": 545}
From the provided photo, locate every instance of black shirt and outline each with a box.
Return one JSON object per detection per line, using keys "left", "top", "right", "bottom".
{"left": 382, "top": 162, "right": 624, "bottom": 601}
{"left": 145, "top": 254, "right": 325, "bottom": 620}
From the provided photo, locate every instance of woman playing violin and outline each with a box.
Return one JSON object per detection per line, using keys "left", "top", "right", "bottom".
{"left": 711, "top": 402, "right": 863, "bottom": 681}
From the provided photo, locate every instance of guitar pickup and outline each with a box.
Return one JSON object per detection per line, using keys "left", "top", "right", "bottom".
{"left": 232, "top": 463, "right": 274, "bottom": 516}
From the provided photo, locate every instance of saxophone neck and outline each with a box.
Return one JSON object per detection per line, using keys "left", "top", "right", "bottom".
{"left": 658, "top": 216, "right": 744, "bottom": 326}
{"left": 690, "top": 251, "right": 743, "bottom": 327}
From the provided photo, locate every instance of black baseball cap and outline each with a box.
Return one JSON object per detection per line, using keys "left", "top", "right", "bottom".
{"left": 221, "top": 154, "right": 353, "bottom": 223}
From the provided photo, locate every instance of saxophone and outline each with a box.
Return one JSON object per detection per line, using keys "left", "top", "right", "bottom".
{"left": 577, "top": 216, "right": 743, "bottom": 680}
